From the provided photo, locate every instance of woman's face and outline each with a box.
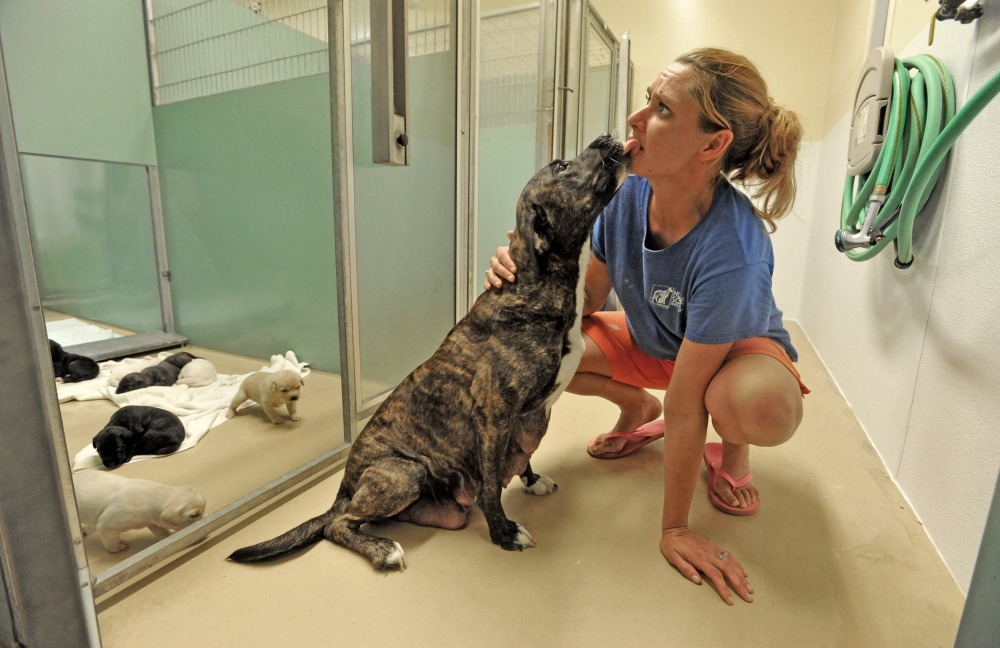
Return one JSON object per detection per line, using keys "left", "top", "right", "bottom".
{"left": 625, "top": 63, "right": 721, "bottom": 182}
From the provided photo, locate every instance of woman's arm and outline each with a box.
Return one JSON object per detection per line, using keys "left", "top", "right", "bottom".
{"left": 582, "top": 257, "right": 612, "bottom": 316}
{"left": 659, "top": 338, "right": 754, "bottom": 605}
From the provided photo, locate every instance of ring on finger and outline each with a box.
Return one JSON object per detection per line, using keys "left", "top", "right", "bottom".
{"left": 719, "top": 551, "right": 729, "bottom": 559}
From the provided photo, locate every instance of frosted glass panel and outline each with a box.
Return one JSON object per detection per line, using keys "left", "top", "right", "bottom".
{"left": 20, "top": 155, "right": 162, "bottom": 333}
{"left": 351, "top": 0, "right": 457, "bottom": 401}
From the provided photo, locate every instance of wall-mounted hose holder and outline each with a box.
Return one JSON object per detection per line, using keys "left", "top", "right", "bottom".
{"left": 835, "top": 48, "right": 1000, "bottom": 267}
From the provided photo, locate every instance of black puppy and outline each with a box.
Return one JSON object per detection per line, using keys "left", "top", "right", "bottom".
{"left": 49, "top": 339, "right": 100, "bottom": 383}
{"left": 92, "top": 405, "right": 186, "bottom": 469}
{"left": 115, "top": 352, "right": 197, "bottom": 394}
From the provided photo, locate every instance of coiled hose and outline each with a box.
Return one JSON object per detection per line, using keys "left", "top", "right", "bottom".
{"left": 837, "top": 55, "right": 1000, "bottom": 266}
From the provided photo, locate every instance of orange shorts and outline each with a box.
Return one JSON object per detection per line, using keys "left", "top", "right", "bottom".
{"left": 581, "top": 311, "right": 810, "bottom": 395}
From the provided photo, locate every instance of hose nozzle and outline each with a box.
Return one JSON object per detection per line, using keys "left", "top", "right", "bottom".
{"left": 835, "top": 191, "right": 886, "bottom": 253}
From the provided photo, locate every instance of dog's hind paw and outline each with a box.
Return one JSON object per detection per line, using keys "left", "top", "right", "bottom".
{"left": 521, "top": 474, "right": 557, "bottom": 496}
{"left": 383, "top": 541, "right": 407, "bottom": 571}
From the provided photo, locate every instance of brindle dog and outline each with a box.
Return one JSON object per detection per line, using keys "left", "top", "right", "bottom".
{"left": 228, "top": 134, "right": 630, "bottom": 570}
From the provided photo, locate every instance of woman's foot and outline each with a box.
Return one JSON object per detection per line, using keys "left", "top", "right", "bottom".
{"left": 587, "top": 390, "right": 662, "bottom": 456}
{"left": 712, "top": 442, "right": 759, "bottom": 509}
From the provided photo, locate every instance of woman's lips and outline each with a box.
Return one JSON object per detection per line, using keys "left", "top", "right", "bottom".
{"left": 623, "top": 138, "right": 641, "bottom": 156}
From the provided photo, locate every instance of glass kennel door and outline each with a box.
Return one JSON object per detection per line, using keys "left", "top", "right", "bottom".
{"left": 348, "top": 0, "right": 459, "bottom": 409}
{"left": 476, "top": 0, "right": 629, "bottom": 284}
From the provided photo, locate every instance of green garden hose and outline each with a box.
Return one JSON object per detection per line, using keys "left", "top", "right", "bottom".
{"left": 836, "top": 55, "right": 1000, "bottom": 266}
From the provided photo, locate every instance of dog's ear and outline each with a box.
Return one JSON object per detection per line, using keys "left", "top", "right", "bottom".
{"left": 528, "top": 203, "right": 554, "bottom": 256}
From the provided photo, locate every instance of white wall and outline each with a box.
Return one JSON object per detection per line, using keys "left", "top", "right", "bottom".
{"left": 796, "top": 11, "right": 1000, "bottom": 591}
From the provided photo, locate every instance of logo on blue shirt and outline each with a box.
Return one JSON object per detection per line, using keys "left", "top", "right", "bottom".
{"left": 650, "top": 285, "right": 684, "bottom": 312}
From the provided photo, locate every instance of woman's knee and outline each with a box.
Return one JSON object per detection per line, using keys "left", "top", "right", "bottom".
{"left": 706, "top": 357, "right": 803, "bottom": 446}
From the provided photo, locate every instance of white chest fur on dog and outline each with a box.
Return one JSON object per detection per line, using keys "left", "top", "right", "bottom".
{"left": 73, "top": 470, "right": 206, "bottom": 553}
{"left": 544, "top": 235, "right": 593, "bottom": 414}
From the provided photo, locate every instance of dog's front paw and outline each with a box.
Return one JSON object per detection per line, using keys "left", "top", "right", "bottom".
{"left": 493, "top": 520, "right": 536, "bottom": 551}
{"left": 521, "top": 474, "right": 557, "bottom": 495}
{"left": 271, "top": 418, "right": 285, "bottom": 425}
{"left": 291, "top": 415, "right": 302, "bottom": 422}
{"left": 225, "top": 409, "right": 236, "bottom": 419}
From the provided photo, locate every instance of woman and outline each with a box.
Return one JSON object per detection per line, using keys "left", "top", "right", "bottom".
{"left": 486, "top": 48, "right": 808, "bottom": 605}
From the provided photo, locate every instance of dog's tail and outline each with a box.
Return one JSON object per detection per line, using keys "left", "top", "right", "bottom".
{"left": 227, "top": 490, "right": 351, "bottom": 564}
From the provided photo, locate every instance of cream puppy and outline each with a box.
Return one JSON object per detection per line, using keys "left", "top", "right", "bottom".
{"left": 225, "top": 369, "right": 303, "bottom": 425}
{"left": 175, "top": 358, "right": 218, "bottom": 387}
{"left": 73, "top": 470, "right": 206, "bottom": 553}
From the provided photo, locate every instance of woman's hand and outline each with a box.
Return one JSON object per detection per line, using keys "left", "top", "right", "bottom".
{"left": 485, "top": 231, "right": 517, "bottom": 290}
{"left": 660, "top": 526, "right": 753, "bottom": 605}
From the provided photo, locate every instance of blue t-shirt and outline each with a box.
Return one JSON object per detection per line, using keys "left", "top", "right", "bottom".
{"left": 592, "top": 175, "right": 797, "bottom": 362}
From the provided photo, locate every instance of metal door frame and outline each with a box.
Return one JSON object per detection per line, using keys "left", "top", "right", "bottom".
{"left": 0, "top": 35, "right": 103, "bottom": 648}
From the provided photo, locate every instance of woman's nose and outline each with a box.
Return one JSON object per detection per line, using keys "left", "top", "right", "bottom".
{"left": 627, "top": 107, "right": 645, "bottom": 131}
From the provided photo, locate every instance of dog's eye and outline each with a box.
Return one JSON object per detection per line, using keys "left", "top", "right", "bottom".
{"left": 556, "top": 162, "right": 568, "bottom": 173}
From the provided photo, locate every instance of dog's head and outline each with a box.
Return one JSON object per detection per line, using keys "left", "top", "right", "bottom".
{"left": 513, "top": 134, "right": 630, "bottom": 263}
{"left": 268, "top": 370, "right": 304, "bottom": 403}
{"left": 93, "top": 425, "right": 133, "bottom": 469}
{"left": 116, "top": 372, "right": 151, "bottom": 394}
{"left": 159, "top": 486, "right": 207, "bottom": 529}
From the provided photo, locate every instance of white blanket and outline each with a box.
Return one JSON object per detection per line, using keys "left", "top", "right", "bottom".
{"left": 68, "top": 351, "right": 310, "bottom": 472}
{"left": 45, "top": 317, "right": 121, "bottom": 346}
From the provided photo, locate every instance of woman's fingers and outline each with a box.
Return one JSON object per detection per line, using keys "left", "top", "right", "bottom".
{"left": 494, "top": 246, "right": 516, "bottom": 278}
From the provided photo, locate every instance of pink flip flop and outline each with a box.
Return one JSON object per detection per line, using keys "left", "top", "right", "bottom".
{"left": 703, "top": 443, "right": 759, "bottom": 516}
{"left": 587, "top": 420, "right": 665, "bottom": 459}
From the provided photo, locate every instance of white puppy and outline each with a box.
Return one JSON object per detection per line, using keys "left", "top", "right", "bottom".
{"left": 72, "top": 470, "right": 207, "bottom": 553}
{"left": 175, "top": 358, "right": 218, "bottom": 387}
{"left": 225, "top": 369, "right": 304, "bottom": 424}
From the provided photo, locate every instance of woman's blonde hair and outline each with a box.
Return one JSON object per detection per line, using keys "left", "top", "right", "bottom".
{"left": 674, "top": 47, "right": 802, "bottom": 232}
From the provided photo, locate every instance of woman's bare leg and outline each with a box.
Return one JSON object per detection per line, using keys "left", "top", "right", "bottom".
{"left": 703, "top": 354, "right": 803, "bottom": 509}
{"left": 568, "top": 333, "right": 662, "bottom": 455}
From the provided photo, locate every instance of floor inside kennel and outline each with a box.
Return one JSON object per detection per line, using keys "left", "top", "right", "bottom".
{"left": 89, "top": 322, "right": 965, "bottom": 647}
{"left": 47, "top": 311, "right": 346, "bottom": 573}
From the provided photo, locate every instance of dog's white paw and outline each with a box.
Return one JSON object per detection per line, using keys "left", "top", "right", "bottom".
{"left": 521, "top": 474, "right": 557, "bottom": 496}
{"left": 514, "top": 524, "right": 536, "bottom": 549}
{"left": 225, "top": 409, "right": 236, "bottom": 419}
{"left": 291, "top": 415, "right": 302, "bottom": 422}
{"left": 107, "top": 540, "right": 129, "bottom": 553}
{"left": 385, "top": 541, "right": 407, "bottom": 571}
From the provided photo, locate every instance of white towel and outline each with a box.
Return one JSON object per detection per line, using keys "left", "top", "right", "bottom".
{"left": 45, "top": 317, "right": 121, "bottom": 346}
{"left": 70, "top": 351, "right": 310, "bottom": 472}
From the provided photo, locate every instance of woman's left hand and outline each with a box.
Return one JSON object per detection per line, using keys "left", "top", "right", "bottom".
{"left": 659, "top": 526, "right": 753, "bottom": 605}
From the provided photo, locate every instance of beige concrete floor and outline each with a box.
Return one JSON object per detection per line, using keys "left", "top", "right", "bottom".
{"left": 92, "top": 322, "right": 965, "bottom": 647}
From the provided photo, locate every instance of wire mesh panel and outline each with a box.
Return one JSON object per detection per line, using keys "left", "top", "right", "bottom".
{"left": 147, "top": 0, "right": 329, "bottom": 104}
{"left": 147, "top": 0, "right": 451, "bottom": 105}
{"left": 479, "top": 4, "right": 539, "bottom": 128}
{"left": 348, "top": 0, "right": 451, "bottom": 67}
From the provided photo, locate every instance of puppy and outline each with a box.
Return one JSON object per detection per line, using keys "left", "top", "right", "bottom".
{"left": 114, "top": 351, "right": 196, "bottom": 394}
{"left": 92, "top": 405, "right": 186, "bottom": 469}
{"left": 175, "top": 358, "right": 218, "bottom": 388}
{"left": 225, "top": 370, "right": 303, "bottom": 424}
{"left": 109, "top": 356, "right": 160, "bottom": 388}
{"left": 73, "top": 470, "right": 206, "bottom": 552}
{"left": 228, "top": 134, "right": 630, "bottom": 570}
{"left": 49, "top": 339, "right": 99, "bottom": 383}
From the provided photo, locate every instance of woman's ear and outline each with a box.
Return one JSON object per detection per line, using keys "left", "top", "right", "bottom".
{"left": 700, "top": 129, "right": 733, "bottom": 163}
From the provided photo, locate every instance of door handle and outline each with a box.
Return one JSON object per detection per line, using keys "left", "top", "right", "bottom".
{"left": 370, "top": 0, "right": 409, "bottom": 166}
